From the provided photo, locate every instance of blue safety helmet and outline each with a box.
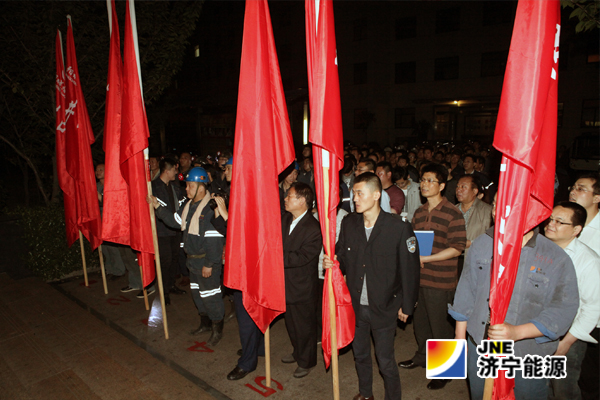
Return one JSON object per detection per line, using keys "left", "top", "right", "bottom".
{"left": 185, "top": 167, "right": 209, "bottom": 183}
{"left": 225, "top": 157, "right": 233, "bottom": 166}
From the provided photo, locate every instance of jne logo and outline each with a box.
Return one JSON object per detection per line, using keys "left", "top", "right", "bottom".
{"left": 426, "top": 339, "right": 467, "bottom": 379}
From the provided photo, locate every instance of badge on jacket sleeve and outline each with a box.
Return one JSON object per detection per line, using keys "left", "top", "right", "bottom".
{"left": 407, "top": 236, "right": 417, "bottom": 253}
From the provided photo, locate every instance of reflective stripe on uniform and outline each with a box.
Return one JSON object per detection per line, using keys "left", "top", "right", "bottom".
{"left": 174, "top": 213, "right": 182, "bottom": 225}
{"left": 157, "top": 198, "right": 167, "bottom": 207}
{"left": 204, "top": 230, "right": 224, "bottom": 238}
{"left": 190, "top": 283, "right": 199, "bottom": 289}
{"left": 199, "top": 287, "right": 221, "bottom": 298}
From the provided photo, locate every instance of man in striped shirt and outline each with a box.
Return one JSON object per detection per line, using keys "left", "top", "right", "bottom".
{"left": 398, "top": 163, "right": 466, "bottom": 391}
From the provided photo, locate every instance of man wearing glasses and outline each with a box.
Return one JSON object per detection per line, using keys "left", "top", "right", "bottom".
{"left": 399, "top": 163, "right": 466, "bottom": 391}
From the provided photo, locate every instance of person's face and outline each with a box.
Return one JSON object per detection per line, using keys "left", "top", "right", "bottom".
{"left": 95, "top": 164, "right": 105, "bottom": 180}
{"left": 450, "top": 154, "right": 460, "bottom": 165}
{"left": 355, "top": 162, "right": 371, "bottom": 177}
{"left": 217, "top": 156, "right": 228, "bottom": 167}
{"left": 445, "top": 153, "right": 452, "bottom": 163}
{"left": 179, "top": 153, "right": 192, "bottom": 170}
{"left": 225, "top": 165, "right": 233, "bottom": 182}
{"left": 474, "top": 160, "right": 484, "bottom": 172}
{"left": 149, "top": 157, "right": 159, "bottom": 171}
{"left": 480, "top": 150, "right": 489, "bottom": 158}
{"left": 165, "top": 165, "right": 178, "bottom": 181}
{"left": 417, "top": 149, "right": 424, "bottom": 160}
{"left": 491, "top": 193, "right": 498, "bottom": 221}
{"left": 285, "top": 169, "right": 298, "bottom": 184}
{"left": 424, "top": 149, "right": 433, "bottom": 161}
{"left": 375, "top": 166, "right": 391, "bottom": 185}
{"left": 302, "top": 158, "right": 312, "bottom": 172}
{"left": 463, "top": 156, "right": 475, "bottom": 172}
{"left": 398, "top": 158, "right": 408, "bottom": 167}
{"left": 352, "top": 181, "right": 380, "bottom": 214}
{"left": 284, "top": 187, "right": 305, "bottom": 214}
{"left": 351, "top": 149, "right": 360, "bottom": 160}
{"left": 302, "top": 147, "right": 311, "bottom": 158}
{"left": 185, "top": 181, "right": 205, "bottom": 200}
{"left": 570, "top": 178, "right": 600, "bottom": 210}
{"left": 434, "top": 153, "right": 444, "bottom": 163}
{"left": 456, "top": 178, "right": 478, "bottom": 205}
{"left": 544, "top": 206, "right": 581, "bottom": 245}
{"left": 396, "top": 177, "right": 409, "bottom": 189}
{"left": 420, "top": 172, "right": 444, "bottom": 198}
{"left": 408, "top": 152, "right": 416, "bottom": 163}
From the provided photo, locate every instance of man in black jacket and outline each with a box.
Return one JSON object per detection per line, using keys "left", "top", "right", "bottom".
{"left": 151, "top": 157, "right": 187, "bottom": 305}
{"left": 324, "top": 172, "right": 420, "bottom": 400}
{"left": 281, "top": 182, "right": 322, "bottom": 379}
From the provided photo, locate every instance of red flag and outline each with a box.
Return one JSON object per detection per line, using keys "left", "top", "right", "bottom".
{"left": 55, "top": 30, "right": 78, "bottom": 246}
{"left": 65, "top": 16, "right": 102, "bottom": 250}
{"left": 490, "top": 1, "right": 560, "bottom": 398}
{"left": 305, "top": 0, "right": 354, "bottom": 368}
{"left": 121, "top": 0, "right": 155, "bottom": 286}
{"left": 101, "top": 0, "right": 130, "bottom": 245}
{"left": 223, "top": 0, "right": 295, "bottom": 333}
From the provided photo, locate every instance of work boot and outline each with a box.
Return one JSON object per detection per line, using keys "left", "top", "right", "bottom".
{"left": 206, "top": 319, "right": 224, "bottom": 346}
{"left": 190, "top": 315, "right": 212, "bottom": 335}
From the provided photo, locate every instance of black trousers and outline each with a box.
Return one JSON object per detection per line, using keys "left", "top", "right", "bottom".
{"left": 284, "top": 302, "right": 317, "bottom": 369}
{"left": 234, "top": 291, "right": 265, "bottom": 372}
{"left": 353, "top": 305, "right": 401, "bottom": 400}
{"left": 158, "top": 235, "right": 179, "bottom": 294}
{"left": 412, "top": 286, "right": 456, "bottom": 366}
{"left": 580, "top": 327, "right": 599, "bottom": 400}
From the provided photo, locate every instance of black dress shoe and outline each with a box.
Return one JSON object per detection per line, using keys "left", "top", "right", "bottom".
{"left": 164, "top": 294, "right": 171, "bottom": 306}
{"left": 398, "top": 359, "right": 420, "bottom": 369}
{"left": 427, "top": 379, "right": 450, "bottom": 390}
{"left": 170, "top": 286, "right": 186, "bottom": 295}
{"left": 227, "top": 366, "right": 250, "bottom": 381}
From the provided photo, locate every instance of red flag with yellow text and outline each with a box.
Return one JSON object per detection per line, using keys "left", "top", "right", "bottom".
{"left": 490, "top": 1, "right": 560, "bottom": 398}
{"left": 224, "top": 0, "right": 295, "bottom": 332}
{"left": 305, "top": 0, "right": 355, "bottom": 369}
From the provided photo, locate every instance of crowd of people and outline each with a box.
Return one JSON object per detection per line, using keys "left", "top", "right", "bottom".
{"left": 94, "top": 140, "right": 599, "bottom": 400}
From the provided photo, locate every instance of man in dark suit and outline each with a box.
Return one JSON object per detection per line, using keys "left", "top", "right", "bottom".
{"left": 324, "top": 172, "right": 421, "bottom": 400}
{"left": 281, "top": 182, "right": 322, "bottom": 379}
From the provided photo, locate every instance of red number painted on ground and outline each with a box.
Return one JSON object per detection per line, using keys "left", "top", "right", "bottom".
{"left": 187, "top": 341, "right": 214, "bottom": 353}
{"left": 106, "top": 295, "right": 131, "bottom": 305}
{"left": 245, "top": 376, "right": 283, "bottom": 397}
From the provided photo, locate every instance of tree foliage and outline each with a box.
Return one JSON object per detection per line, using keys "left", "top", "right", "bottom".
{"left": 562, "top": 0, "right": 600, "bottom": 32}
{"left": 0, "top": 1, "right": 203, "bottom": 205}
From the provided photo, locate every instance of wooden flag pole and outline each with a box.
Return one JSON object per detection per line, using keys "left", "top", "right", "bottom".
{"left": 483, "top": 378, "right": 494, "bottom": 400}
{"left": 98, "top": 245, "right": 108, "bottom": 294}
{"left": 265, "top": 326, "right": 271, "bottom": 387}
{"left": 140, "top": 265, "right": 149, "bottom": 310}
{"left": 322, "top": 149, "right": 340, "bottom": 400}
{"left": 79, "top": 230, "right": 89, "bottom": 286}
{"left": 145, "top": 149, "right": 169, "bottom": 339}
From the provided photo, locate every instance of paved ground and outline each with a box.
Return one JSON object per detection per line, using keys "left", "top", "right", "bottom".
{"left": 0, "top": 215, "right": 471, "bottom": 399}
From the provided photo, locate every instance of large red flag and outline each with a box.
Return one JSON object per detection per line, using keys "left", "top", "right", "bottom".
{"left": 121, "top": 0, "right": 155, "bottom": 286}
{"left": 305, "top": 0, "right": 354, "bottom": 369}
{"left": 224, "top": 0, "right": 295, "bottom": 333}
{"left": 65, "top": 16, "right": 102, "bottom": 250}
{"left": 101, "top": 0, "right": 130, "bottom": 245}
{"left": 55, "top": 30, "right": 78, "bottom": 246}
{"left": 490, "top": 1, "right": 560, "bottom": 398}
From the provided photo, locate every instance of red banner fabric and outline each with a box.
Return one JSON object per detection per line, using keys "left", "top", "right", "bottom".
{"left": 490, "top": 1, "right": 560, "bottom": 398}
{"left": 64, "top": 17, "right": 102, "bottom": 250}
{"left": 101, "top": 0, "right": 131, "bottom": 245}
{"left": 121, "top": 0, "right": 155, "bottom": 286}
{"left": 224, "top": 0, "right": 295, "bottom": 333}
{"left": 55, "top": 30, "right": 78, "bottom": 247}
{"left": 305, "top": 0, "right": 355, "bottom": 368}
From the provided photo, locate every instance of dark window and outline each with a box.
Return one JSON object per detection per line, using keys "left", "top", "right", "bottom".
{"left": 482, "top": 2, "right": 515, "bottom": 26}
{"left": 354, "top": 62, "right": 367, "bottom": 84}
{"left": 581, "top": 99, "right": 599, "bottom": 128}
{"left": 395, "top": 62, "right": 416, "bottom": 84}
{"left": 354, "top": 18, "right": 367, "bottom": 41}
{"left": 395, "top": 17, "right": 417, "bottom": 40}
{"left": 436, "top": 7, "right": 460, "bottom": 34}
{"left": 395, "top": 108, "right": 416, "bottom": 129}
{"left": 354, "top": 108, "right": 369, "bottom": 129}
{"left": 435, "top": 56, "right": 459, "bottom": 80}
{"left": 480, "top": 51, "right": 508, "bottom": 77}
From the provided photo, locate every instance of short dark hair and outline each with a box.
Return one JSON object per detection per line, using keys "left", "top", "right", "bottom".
{"left": 392, "top": 166, "right": 409, "bottom": 182}
{"left": 421, "top": 163, "right": 448, "bottom": 184}
{"left": 476, "top": 156, "right": 486, "bottom": 166}
{"left": 358, "top": 158, "right": 376, "bottom": 172}
{"left": 341, "top": 156, "right": 355, "bottom": 175}
{"left": 458, "top": 174, "right": 482, "bottom": 194}
{"left": 376, "top": 161, "right": 392, "bottom": 174}
{"left": 577, "top": 173, "right": 600, "bottom": 196}
{"left": 290, "top": 182, "right": 314, "bottom": 210}
{"left": 556, "top": 201, "right": 587, "bottom": 233}
{"left": 354, "top": 172, "right": 382, "bottom": 196}
{"left": 159, "top": 157, "right": 178, "bottom": 173}
{"left": 423, "top": 145, "right": 433, "bottom": 153}
{"left": 463, "top": 153, "right": 476, "bottom": 163}
{"left": 397, "top": 155, "right": 409, "bottom": 164}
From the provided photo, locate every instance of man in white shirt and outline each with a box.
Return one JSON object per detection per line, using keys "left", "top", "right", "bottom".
{"left": 569, "top": 173, "right": 600, "bottom": 256}
{"left": 545, "top": 201, "right": 600, "bottom": 400}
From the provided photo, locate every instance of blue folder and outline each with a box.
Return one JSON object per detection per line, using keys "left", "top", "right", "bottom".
{"left": 415, "top": 230, "right": 434, "bottom": 256}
